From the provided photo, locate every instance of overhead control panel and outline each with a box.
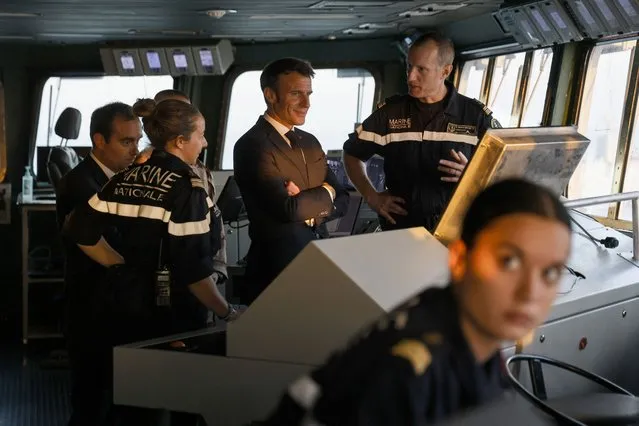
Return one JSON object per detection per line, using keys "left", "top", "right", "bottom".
{"left": 493, "top": 0, "right": 639, "bottom": 49}
{"left": 100, "top": 40, "right": 235, "bottom": 77}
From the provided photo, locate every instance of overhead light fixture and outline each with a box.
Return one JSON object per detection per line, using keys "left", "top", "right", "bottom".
{"left": 250, "top": 14, "right": 358, "bottom": 19}
{"left": 0, "top": 11, "right": 41, "bottom": 17}
{"left": 343, "top": 28, "right": 377, "bottom": 34}
{"left": 39, "top": 33, "right": 104, "bottom": 38}
{"left": 358, "top": 22, "right": 396, "bottom": 28}
{"left": 0, "top": 34, "right": 35, "bottom": 39}
{"left": 399, "top": 3, "right": 467, "bottom": 17}
{"left": 161, "top": 30, "right": 199, "bottom": 35}
{"left": 460, "top": 42, "right": 520, "bottom": 55}
{"left": 210, "top": 33, "right": 285, "bottom": 38}
{"left": 204, "top": 9, "right": 237, "bottom": 18}
{"left": 310, "top": 1, "right": 396, "bottom": 7}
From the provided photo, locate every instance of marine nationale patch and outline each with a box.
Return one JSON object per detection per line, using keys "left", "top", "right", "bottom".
{"left": 491, "top": 117, "right": 503, "bottom": 128}
{"left": 391, "top": 339, "right": 432, "bottom": 375}
{"left": 388, "top": 117, "right": 412, "bottom": 130}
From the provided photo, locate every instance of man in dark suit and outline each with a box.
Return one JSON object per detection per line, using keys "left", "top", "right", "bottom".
{"left": 56, "top": 102, "right": 141, "bottom": 426}
{"left": 234, "top": 57, "right": 349, "bottom": 304}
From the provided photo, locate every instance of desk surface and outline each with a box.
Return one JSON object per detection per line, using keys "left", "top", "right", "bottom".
{"left": 16, "top": 192, "right": 56, "bottom": 206}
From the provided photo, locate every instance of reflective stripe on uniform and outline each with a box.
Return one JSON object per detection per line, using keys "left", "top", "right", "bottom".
{"left": 89, "top": 194, "right": 171, "bottom": 221}
{"left": 89, "top": 193, "right": 211, "bottom": 237}
{"left": 168, "top": 212, "right": 211, "bottom": 237}
{"left": 356, "top": 126, "right": 478, "bottom": 147}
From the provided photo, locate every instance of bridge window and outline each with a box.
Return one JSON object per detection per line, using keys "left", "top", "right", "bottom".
{"left": 221, "top": 68, "right": 376, "bottom": 170}
{"left": 520, "top": 48, "right": 553, "bottom": 127}
{"left": 457, "top": 58, "right": 489, "bottom": 101}
{"left": 488, "top": 52, "right": 527, "bottom": 127}
{"left": 457, "top": 48, "right": 554, "bottom": 128}
{"left": 34, "top": 75, "right": 173, "bottom": 180}
{"left": 568, "top": 40, "right": 636, "bottom": 218}
{"left": 619, "top": 81, "right": 639, "bottom": 221}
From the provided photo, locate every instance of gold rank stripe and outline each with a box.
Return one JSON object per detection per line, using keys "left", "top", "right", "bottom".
{"left": 391, "top": 339, "right": 432, "bottom": 375}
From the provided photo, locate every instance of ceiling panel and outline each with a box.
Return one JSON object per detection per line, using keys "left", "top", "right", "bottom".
{"left": 0, "top": 0, "right": 503, "bottom": 43}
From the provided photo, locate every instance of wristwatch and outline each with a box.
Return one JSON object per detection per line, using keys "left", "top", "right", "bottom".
{"left": 212, "top": 271, "right": 226, "bottom": 284}
{"left": 219, "top": 304, "right": 237, "bottom": 321}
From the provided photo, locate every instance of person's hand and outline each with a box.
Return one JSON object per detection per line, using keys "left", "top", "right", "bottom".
{"left": 366, "top": 191, "right": 407, "bottom": 225}
{"left": 286, "top": 180, "right": 300, "bottom": 196}
{"left": 438, "top": 149, "right": 468, "bottom": 182}
{"left": 220, "top": 304, "right": 248, "bottom": 322}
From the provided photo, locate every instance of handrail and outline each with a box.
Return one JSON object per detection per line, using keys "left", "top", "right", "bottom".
{"left": 563, "top": 192, "right": 639, "bottom": 262}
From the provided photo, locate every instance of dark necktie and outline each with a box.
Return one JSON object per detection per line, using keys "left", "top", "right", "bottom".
{"left": 285, "top": 129, "right": 301, "bottom": 148}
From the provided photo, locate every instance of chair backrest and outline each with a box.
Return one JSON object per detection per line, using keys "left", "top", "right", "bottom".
{"left": 47, "top": 107, "right": 82, "bottom": 189}
{"left": 47, "top": 147, "right": 80, "bottom": 189}
{"left": 55, "top": 107, "right": 81, "bottom": 142}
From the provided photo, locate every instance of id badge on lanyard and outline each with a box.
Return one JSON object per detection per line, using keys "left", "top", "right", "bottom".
{"left": 155, "top": 238, "right": 171, "bottom": 307}
{"left": 155, "top": 267, "right": 171, "bottom": 307}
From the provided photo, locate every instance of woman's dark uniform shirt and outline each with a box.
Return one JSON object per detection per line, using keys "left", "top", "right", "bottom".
{"left": 343, "top": 81, "right": 501, "bottom": 231}
{"left": 265, "top": 286, "right": 507, "bottom": 426}
{"left": 63, "top": 150, "right": 222, "bottom": 336}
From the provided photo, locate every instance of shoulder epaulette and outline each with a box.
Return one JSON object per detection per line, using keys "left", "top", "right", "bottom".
{"left": 190, "top": 177, "right": 206, "bottom": 190}
{"left": 470, "top": 98, "right": 492, "bottom": 116}
{"left": 376, "top": 94, "right": 403, "bottom": 110}
{"left": 391, "top": 339, "right": 432, "bottom": 375}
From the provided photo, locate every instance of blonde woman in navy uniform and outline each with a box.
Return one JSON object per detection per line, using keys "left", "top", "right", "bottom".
{"left": 264, "top": 178, "right": 572, "bottom": 425}
{"left": 63, "top": 98, "right": 244, "bottom": 344}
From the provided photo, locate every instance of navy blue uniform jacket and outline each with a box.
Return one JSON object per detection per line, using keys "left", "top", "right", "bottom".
{"left": 63, "top": 150, "right": 222, "bottom": 336}
{"left": 343, "top": 81, "right": 501, "bottom": 231}
{"left": 265, "top": 286, "right": 508, "bottom": 425}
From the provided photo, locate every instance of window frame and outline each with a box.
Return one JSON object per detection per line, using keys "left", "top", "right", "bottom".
{"left": 215, "top": 62, "right": 382, "bottom": 170}
{"left": 456, "top": 46, "right": 557, "bottom": 128}
{"left": 459, "top": 39, "right": 639, "bottom": 230}
{"left": 569, "top": 38, "right": 639, "bottom": 225}
{"left": 29, "top": 73, "right": 175, "bottom": 181}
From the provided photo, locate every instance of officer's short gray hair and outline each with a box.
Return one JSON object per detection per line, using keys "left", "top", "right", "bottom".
{"left": 410, "top": 32, "right": 455, "bottom": 67}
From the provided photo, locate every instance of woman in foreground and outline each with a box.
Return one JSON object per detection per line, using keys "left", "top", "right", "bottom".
{"left": 264, "top": 178, "right": 572, "bottom": 425}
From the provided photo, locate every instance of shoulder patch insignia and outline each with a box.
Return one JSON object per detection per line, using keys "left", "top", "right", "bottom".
{"left": 391, "top": 339, "right": 432, "bottom": 375}
{"left": 491, "top": 117, "right": 503, "bottom": 128}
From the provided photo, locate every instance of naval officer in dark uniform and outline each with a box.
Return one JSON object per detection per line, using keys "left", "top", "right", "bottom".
{"left": 63, "top": 98, "right": 244, "bottom": 345}
{"left": 343, "top": 32, "right": 502, "bottom": 232}
{"left": 263, "top": 178, "right": 572, "bottom": 425}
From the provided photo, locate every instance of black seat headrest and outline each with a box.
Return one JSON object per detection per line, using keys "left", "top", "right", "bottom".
{"left": 54, "top": 107, "right": 81, "bottom": 141}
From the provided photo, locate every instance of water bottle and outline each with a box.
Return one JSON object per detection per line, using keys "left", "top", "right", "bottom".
{"left": 22, "top": 166, "right": 33, "bottom": 202}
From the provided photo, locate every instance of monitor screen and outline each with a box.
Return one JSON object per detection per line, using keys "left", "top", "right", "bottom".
{"left": 326, "top": 150, "right": 385, "bottom": 193}
{"left": 199, "top": 49, "right": 214, "bottom": 68}
{"left": 146, "top": 51, "right": 162, "bottom": 70}
{"left": 120, "top": 53, "right": 135, "bottom": 70}
{"left": 216, "top": 175, "right": 246, "bottom": 223}
{"left": 325, "top": 191, "right": 362, "bottom": 236}
{"left": 173, "top": 52, "right": 188, "bottom": 69}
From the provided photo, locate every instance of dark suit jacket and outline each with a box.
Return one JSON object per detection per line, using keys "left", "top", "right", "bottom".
{"left": 233, "top": 116, "right": 349, "bottom": 299}
{"left": 56, "top": 155, "right": 118, "bottom": 336}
